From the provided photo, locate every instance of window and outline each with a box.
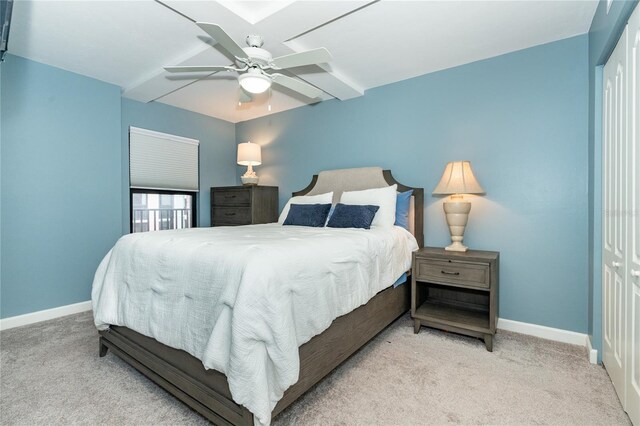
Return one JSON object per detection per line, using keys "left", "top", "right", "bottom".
{"left": 131, "top": 190, "right": 195, "bottom": 233}
{"left": 129, "top": 127, "right": 199, "bottom": 233}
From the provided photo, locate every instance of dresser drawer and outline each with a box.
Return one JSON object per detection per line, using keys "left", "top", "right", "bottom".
{"left": 212, "top": 189, "right": 251, "bottom": 206}
{"left": 212, "top": 206, "right": 251, "bottom": 225}
{"left": 415, "top": 259, "right": 490, "bottom": 289}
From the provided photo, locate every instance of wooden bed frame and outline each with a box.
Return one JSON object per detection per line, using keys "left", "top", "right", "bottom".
{"left": 99, "top": 169, "right": 424, "bottom": 425}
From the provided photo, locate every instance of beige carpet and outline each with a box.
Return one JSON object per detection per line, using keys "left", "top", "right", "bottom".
{"left": 0, "top": 311, "right": 629, "bottom": 425}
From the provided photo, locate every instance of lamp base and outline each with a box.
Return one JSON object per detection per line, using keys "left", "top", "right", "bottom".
{"left": 241, "top": 176, "right": 259, "bottom": 186}
{"left": 445, "top": 241, "right": 468, "bottom": 252}
{"left": 443, "top": 200, "right": 471, "bottom": 252}
{"left": 241, "top": 165, "right": 259, "bottom": 186}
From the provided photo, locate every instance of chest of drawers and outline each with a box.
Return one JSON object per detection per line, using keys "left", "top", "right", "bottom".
{"left": 210, "top": 186, "right": 278, "bottom": 226}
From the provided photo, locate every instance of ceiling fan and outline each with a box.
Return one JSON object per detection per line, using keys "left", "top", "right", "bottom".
{"left": 165, "top": 23, "right": 332, "bottom": 99}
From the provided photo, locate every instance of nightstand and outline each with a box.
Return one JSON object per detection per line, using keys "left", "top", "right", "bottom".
{"left": 411, "top": 247, "right": 499, "bottom": 351}
{"left": 210, "top": 186, "right": 278, "bottom": 226}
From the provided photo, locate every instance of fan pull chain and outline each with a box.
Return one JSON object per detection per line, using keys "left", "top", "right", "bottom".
{"left": 268, "top": 87, "right": 272, "bottom": 112}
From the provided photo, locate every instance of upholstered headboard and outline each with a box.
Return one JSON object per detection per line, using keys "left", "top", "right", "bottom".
{"left": 293, "top": 167, "right": 424, "bottom": 247}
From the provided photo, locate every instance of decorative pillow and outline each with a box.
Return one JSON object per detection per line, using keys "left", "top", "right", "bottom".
{"left": 339, "top": 184, "right": 397, "bottom": 228}
{"left": 326, "top": 204, "right": 380, "bottom": 229}
{"left": 283, "top": 204, "right": 332, "bottom": 227}
{"left": 278, "top": 192, "right": 333, "bottom": 224}
{"left": 395, "top": 190, "right": 413, "bottom": 230}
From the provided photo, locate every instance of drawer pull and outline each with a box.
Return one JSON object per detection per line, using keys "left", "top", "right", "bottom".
{"left": 441, "top": 270, "right": 460, "bottom": 276}
{"left": 225, "top": 212, "right": 236, "bottom": 216}
{"left": 225, "top": 195, "right": 236, "bottom": 199}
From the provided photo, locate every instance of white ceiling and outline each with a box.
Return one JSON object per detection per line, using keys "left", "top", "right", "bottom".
{"left": 8, "top": 0, "right": 598, "bottom": 123}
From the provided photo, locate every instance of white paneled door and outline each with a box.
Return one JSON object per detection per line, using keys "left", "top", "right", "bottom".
{"left": 603, "top": 22, "right": 627, "bottom": 408}
{"left": 603, "top": 4, "right": 640, "bottom": 425}
{"left": 627, "top": 5, "right": 640, "bottom": 426}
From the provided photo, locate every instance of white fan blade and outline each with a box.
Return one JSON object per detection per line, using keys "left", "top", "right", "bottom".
{"left": 164, "top": 65, "right": 232, "bottom": 73}
{"left": 196, "top": 22, "right": 248, "bottom": 60}
{"left": 271, "top": 74, "right": 323, "bottom": 99}
{"left": 271, "top": 48, "right": 331, "bottom": 69}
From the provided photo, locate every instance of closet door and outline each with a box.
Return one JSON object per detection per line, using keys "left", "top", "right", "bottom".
{"left": 626, "top": 5, "right": 640, "bottom": 425}
{"left": 603, "top": 24, "right": 627, "bottom": 405}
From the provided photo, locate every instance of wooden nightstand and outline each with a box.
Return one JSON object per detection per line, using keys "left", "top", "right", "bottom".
{"left": 210, "top": 186, "right": 278, "bottom": 226}
{"left": 411, "top": 247, "right": 499, "bottom": 351}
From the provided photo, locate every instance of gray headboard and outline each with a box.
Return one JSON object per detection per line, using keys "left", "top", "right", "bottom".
{"left": 293, "top": 167, "right": 424, "bottom": 247}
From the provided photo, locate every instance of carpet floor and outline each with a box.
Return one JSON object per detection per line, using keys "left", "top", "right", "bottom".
{"left": 0, "top": 311, "right": 629, "bottom": 425}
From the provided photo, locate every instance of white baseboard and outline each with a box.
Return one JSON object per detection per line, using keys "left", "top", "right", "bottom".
{"left": 586, "top": 335, "right": 599, "bottom": 364}
{"left": 0, "top": 303, "right": 600, "bottom": 364}
{"left": 497, "top": 318, "right": 588, "bottom": 347}
{"left": 0, "top": 301, "right": 92, "bottom": 331}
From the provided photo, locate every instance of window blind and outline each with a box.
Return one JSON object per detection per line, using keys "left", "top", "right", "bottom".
{"left": 129, "top": 127, "right": 200, "bottom": 192}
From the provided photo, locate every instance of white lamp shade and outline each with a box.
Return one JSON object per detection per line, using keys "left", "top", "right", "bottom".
{"left": 432, "top": 161, "right": 485, "bottom": 195}
{"left": 237, "top": 142, "right": 262, "bottom": 166}
{"left": 238, "top": 71, "right": 271, "bottom": 94}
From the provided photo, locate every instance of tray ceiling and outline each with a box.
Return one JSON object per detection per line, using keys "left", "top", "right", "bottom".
{"left": 8, "top": 0, "right": 598, "bottom": 123}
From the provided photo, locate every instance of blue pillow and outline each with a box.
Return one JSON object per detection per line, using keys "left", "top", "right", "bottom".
{"left": 395, "top": 190, "right": 413, "bottom": 230}
{"left": 326, "top": 204, "right": 380, "bottom": 229}
{"left": 283, "top": 203, "right": 332, "bottom": 227}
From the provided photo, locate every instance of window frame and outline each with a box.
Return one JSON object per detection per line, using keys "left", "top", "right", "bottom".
{"left": 130, "top": 188, "right": 197, "bottom": 233}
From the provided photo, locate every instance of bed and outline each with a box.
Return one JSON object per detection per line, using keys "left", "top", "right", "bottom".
{"left": 95, "top": 167, "right": 424, "bottom": 426}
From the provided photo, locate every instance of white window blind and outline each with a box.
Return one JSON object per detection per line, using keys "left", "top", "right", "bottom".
{"left": 129, "top": 127, "right": 200, "bottom": 192}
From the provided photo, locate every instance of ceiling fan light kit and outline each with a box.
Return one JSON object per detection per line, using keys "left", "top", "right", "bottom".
{"left": 164, "top": 22, "right": 331, "bottom": 104}
{"left": 238, "top": 69, "right": 271, "bottom": 94}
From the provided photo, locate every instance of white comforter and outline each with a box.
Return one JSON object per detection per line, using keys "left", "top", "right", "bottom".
{"left": 92, "top": 224, "right": 417, "bottom": 425}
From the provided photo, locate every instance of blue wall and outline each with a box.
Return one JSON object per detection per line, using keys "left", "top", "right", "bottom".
{"left": 587, "top": 0, "right": 638, "bottom": 358}
{"left": 237, "top": 35, "right": 590, "bottom": 333}
{"left": 0, "top": 55, "right": 237, "bottom": 319}
{"left": 121, "top": 99, "right": 236, "bottom": 232}
{"left": 1, "top": 33, "right": 594, "bottom": 333}
{"left": 1, "top": 54, "right": 122, "bottom": 318}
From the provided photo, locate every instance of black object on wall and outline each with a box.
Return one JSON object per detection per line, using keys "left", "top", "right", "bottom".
{"left": 1, "top": 0, "right": 14, "bottom": 62}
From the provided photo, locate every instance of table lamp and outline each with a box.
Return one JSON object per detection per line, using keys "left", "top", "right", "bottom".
{"left": 237, "top": 141, "right": 261, "bottom": 185}
{"left": 432, "top": 161, "right": 485, "bottom": 252}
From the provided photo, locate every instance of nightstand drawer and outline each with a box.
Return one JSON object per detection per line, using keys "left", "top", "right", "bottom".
{"left": 415, "top": 259, "right": 490, "bottom": 289}
{"left": 212, "top": 189, "right": 251, "bottom": 206}
{"left": 212, "top": 206, "right": 251, "bottom": 225}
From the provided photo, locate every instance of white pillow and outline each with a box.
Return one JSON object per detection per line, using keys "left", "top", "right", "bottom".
{"left": 278, "top": 192, "right": 334, "bottom": 224}
{"left": 339, "top": 184, "right": 397, "bottom": 228}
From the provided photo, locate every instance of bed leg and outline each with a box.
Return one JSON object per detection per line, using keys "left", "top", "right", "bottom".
{"left": 413, "top": 319, "right": 421, "bottom": 334}
{"left": 99, "top": 337, "right": 109, "bottom": 357}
